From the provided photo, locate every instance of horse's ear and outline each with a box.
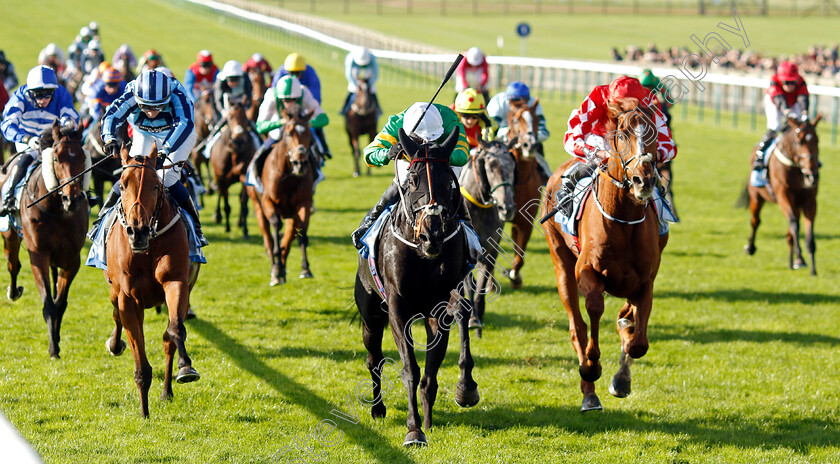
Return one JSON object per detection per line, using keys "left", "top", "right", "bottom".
{"left": 787, "top": 116, "right": 799, "bottom": 129}
{"left": 398, "top": 128, "right": 418, "bottom": 159}
{"left": 440, "top": 126, "right": 460, "bottom": 157}
{"left": 51, "top": 122, "right": 61, "bottom": 142}
{"left": 531, "top": 97, "right": 539, "bottom": 111}
{"left": 813, "top": 113, "right": 823, "bottom": 127}
{"left": 506, "top": 136, "right": 519, "bottom": 150}
{"left": 302, "top": 108, "right": 314, "bottom": 122}
{"left": 149, "top": 141, "right": 158, "bottom": 165}
{"left": 119, "top": 143, "right": 131, "bottom": 165}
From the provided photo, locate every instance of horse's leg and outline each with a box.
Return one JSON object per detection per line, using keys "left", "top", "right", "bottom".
{"left": 223, "top": 186, "right": 232, "bottom": 233}
{"left": 420, "top": 317, "right": 449, "bottom": 431}
{"left": 803, "top": 198, "right": 817, "bottom": 276}
{"left": 508, "top": 202, "right": 537, "bottom": 289}
{"left": 268, "top": 212, "right": 285, "bottom": 286}
{"left": 163, "top": 279, "right": 199, "bottom": 385}
{"left": 250, "top": 190, "right": 273, "bottom": 258}
{"left": 161, "top": 329, "right": 176, "bottom": 400}
{"left": 29, "top": 253, "right": 60, "bottom": 358}
{"left": 239, "top": 187, "right": 249, "bottom": 239}
{"left": 3, "top": 231, "right": 23, "bottom": 300}
{"left": 296, "top": 208, "right": 312, "bottom": 279}
{"left": 51, "top": 259, "right": 80, "bottom": 359}
{"left": 387, "top": 300, "right": 426, "bottom": 446}
{"left": 745, "top": 191, "right": 765, "bottom": 255}
{"left": 349, "top": 133, "right": 361, "bottom": 177}
{"left": 213, "top": 185, "right": 223, "bottom": 224}
{"left": 117, "top": 294, "right": 152, "bottom": 417}
{"left": 464, "top": 271, "right": 479, "bottom": 330}
{"left": 278, "top": 217, "right": 296, "bottom": 281}
{"left": 366, "top": 131, "right": 375, "bottom": 175}
{"left": 362, "top": 316, "right": 388, "bottom": 419}
{"left": 578, "top": 265, "right": 606, "bottom": 411}
{"left": 452, "top": 291, "right": 479, "bottom": 408}
{"left": 105, "top": 303, "right": 126, "bottom": 356}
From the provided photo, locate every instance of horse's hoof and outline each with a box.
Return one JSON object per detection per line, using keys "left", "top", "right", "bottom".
{"left": 371, "top": 404, "right": 386, "bottom": 419}
{"left": 455, "top": 385, "right": 480, "bottom": 408}
{"left": 270, "top": 275, "right": 285, "bottom": 286}
{"left": 176, "top": 366, "right": 200, "bottom": 384}
{"left": 508, "top": 269, "right": 522, "bottom": 289}
{"left": 609, "top": 376, "right": 632, "bottom": 398}
{"left": 744, "top": 244, "right": 756, "bottom": 255}
{"left": 185, "top": 308, "right": 197, "bottom": 320}
{"left": 581, "top": 393, "right": 603, "bottom": 412}
{"left": 105, "top": 338, "right": 127, "bottom": 356}
{"left": 403, "top": 430, "right": 427, "bottom": 447}
{"left": 213, "top": 213, "right": 222, "bottom": 224}
{"left": 6, "top": 285, "right": 23, "bottom": 301}
{"left": 353, "top": 171, "right": 360, "bottom": 178}
{"left": 468, "top": 316, "right": 483, "bottom": 329}
{"left": 299, "top": 270, "right": 313, "bottom": 279}
{"left": 792, "top": 260, "right": 806, "bottom": 270}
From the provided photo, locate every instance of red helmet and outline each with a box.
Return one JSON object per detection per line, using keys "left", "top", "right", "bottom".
{"left": 777, "top": 61, "right": 800, "bottom": 81}
{"left": 609, "top": 76, "right": 646, "bottom": 101}
{"left": 197, "top": 50, "right": 213, "bottom": 63}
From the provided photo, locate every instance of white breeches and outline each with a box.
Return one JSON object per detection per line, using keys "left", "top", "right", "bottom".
{"left": 764, "top": 94, "right": 804, "bottom": 131}
{"left": 129, "top": 125, "right": 197, "bottom": 187}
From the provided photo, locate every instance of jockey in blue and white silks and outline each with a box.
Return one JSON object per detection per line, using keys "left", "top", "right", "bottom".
{"left": 0, "top": 65, "right": 79, "bottom": 216}
{"left": 99, "top": 69, "right": 207, "bottom": 246}
{"left": 339, "top": 47, "right": 381, "bottom": 118}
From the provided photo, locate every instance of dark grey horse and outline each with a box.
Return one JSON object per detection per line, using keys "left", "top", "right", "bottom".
{"left": 355, "top": 127, "right": 479, "bottom": 447}
{"left": 458, "top": 140, "right": 517, "bottom": 337}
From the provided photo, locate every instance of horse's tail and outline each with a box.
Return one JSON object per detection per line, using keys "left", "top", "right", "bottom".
{"left": 733, "top": 181, "right": 750, "bottom": 209}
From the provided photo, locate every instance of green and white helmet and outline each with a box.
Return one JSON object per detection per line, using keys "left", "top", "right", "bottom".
{"left": 276, "top": 75, "right": 302, "bottom": 99}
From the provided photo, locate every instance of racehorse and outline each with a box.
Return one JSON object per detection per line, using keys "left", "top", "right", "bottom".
{"left": 458, "top": 139, "right": 517, "bottom": 336}
{"left": 83, "top": 118, "right": 124, "bottom": 210}
{"left": 246, "top": 102, "right": 315, "bottom": 286}
{"left": 104, "top": 143, "right": 201, "bottom": 417}
{"left": 246, "top": 67, "right": 267, "bottom": 124}
{"left": 745, "top": 115, "right": 822, "bottom": 275}
{"left": 190, "top": 91, "right": 217, "bottom": 198}
{"left": 543, "top": 100, "right": 667, "bottom": 412}
{"left": 344, "top": 78, "right": 378, "bottom": 177}
{"left": 355, "top": 127, "right": 479, "bottom": 446}
{"left": 504, "top": 100, "right": 545, "bottom": 289}
{"left": 209, "top": 104, "right": 255, "bottom": 238}
{"left": 1, "top": 123, "right": 90, "bottom": 358}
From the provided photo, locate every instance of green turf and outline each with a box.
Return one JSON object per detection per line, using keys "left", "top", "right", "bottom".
{"left": 1, "top": 1, "right": 840, "bottom": 463}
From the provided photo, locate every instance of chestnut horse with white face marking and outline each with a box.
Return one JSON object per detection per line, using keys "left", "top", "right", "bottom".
{"left": 104, "top": 144, "right": 201, "bottom": 417}
{"left": 745, "top": 115, "right": 822, "bottom": 275}
{"left": 543, "top": 101, "right": 667, "bottom": 412}
{"left": 210, "top": 103, "right": 255, "bottom": 238}
{"left": 1, "top": 123, "right": 89, "bottom": 358}
{"left": 345, "top": 78, "right": 377, "bottom": 177}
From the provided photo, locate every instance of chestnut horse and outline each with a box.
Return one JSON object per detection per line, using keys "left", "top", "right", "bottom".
{"left": 1, "top": 123, "right": 90, "bottom": 358}
{"left": 355, "top": 127, "right": 478, "bottom": 446}
{"left": 190, "top": 91, "right": 217, "bottom": 198}
{"left": 505, "top": 100, "right": 546, "bottom": 289}
{"left": 104, "top": 144, "right": 201, "bottom": 417}
{"left": 745, "top": 115, "right": 822, "bottom": 275}
{"left": 543, "top": 101, "right": 667, "bottom": 412}
{"left": 344, "top": 78, "right": 377, "bottom": 177}
{"left": 210, "top": 104, "right": 255, "bottom": 238}
{"left": 246, "top": 67, "right": 267, "bottom": 124}
{"left": 246, "top": 102, "right": 314, "bottom": 286}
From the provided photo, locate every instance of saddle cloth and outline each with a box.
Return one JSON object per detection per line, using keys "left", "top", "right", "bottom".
{"left": 553, "top": 173, "right": 677, "bottom": 237}
{"left": 0, "top": 163, "right": 41, "bottom": 235}
{"left": 85, "top": 204, "right": 207, "bottom": 271}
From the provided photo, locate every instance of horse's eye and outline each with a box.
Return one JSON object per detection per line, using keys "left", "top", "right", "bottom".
{"left": 409, "top": 173, "right": 419, "bottom": 188}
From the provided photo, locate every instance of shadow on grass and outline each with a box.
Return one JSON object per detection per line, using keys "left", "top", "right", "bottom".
{"left": 657, "top": 288, "right": 837, "bottom": 305}
{"left": 189, "top": 318, "right": 419, "bottom": 464}
{"left": 436, "top": 404, "right": 840, "bottom": 453}
{"left": 654, "top": 324, "right": 840, "bottom": 346}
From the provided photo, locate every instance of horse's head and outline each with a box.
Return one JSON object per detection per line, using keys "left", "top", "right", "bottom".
{"left": 41, "top": 122, "right": 89, "bottom": 212}
{"left": 398, "top": 127, "right": 461, "bottom": 258}
{"left": 475, "top": 139, "right": 517, "bottom": 222}
{"left": 279, "top": 103, "right": 313, "bottom": 177}
{"left": 786, "top": 114, "right": 822, "bottom": 188}
{"left": 507, "top": 99, "right": 539, "bottom": 159}
{"left": 225, "top": 104, "right": 252, "bottom": 155}
{"left": 604, "top": 99, "right": 658, "bottom": 202}
{"left": 197, "top": 93, "right": 216, "bottom": 130}
{"left": 351, "top": 79, "right": 374, "bottom": 116}
{"left": 118, "top": 143, "right": 162, "bottom": 253}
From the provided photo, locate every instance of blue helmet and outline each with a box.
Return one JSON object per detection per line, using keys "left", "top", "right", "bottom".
{"left": 505, "top": 81, "right": 530, "bottom": 101}
{"left": 26, "top": 66, "right": 58, "bottom": 91}
{"left": 134, "top": 70, "right": 172, "bottom": 106}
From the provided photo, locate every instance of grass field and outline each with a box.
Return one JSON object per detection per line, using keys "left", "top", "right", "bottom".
{"left": 2, "top": 1, "right": 840, "bottom": 463}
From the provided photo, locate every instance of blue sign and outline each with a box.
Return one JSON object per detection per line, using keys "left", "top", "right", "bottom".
{"left": 516, "top": 22, "right": 531, "bottom": 38}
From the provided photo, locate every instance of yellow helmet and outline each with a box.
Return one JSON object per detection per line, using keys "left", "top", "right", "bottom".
{"left": 284, "top": 53, "right": 306, "bottom": 72}
{"left": 454, "top": 88, "right": 486, "bottom": 114}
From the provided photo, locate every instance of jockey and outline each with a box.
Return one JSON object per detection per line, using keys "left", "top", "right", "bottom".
{"left": 88, "top": 21, "right": 100, "bottom": 39}
{"left": 184, "top": 50, "right": 219, "bottom": 103}
{"left": 450, "top": 88, "right": 495, "bottom": 150}
{"left": 560, "top": 76, "right": 676, "bottom": 212}
{"left": 243, "top": 53, "right": 273, "bottom": 82}
{"left": 350, "top": 102, "right": 470, "bottom": 249}
{"left": 487, "top": 81, "right": 552, "bottom": 180}
{"left": 81, "top": 40, "right": 105, "bottom": 76}
{"left": 272, "top": 53, "right": 329, "bottom": 158}
{"left": 111, "top": 44, "right": 137, "bottom": 76}
{"left": 638, "top": 68, "right": 672, "bottom": 128}
{"left": 251, "top": 75, "right": 329, "bottom": 184}
{"left": 456, "top": 47, "right": 489, "bottom": 103}
{"left": 84, "top": 67, "right": 126, "bottom": 126}
{"left": 752, "top": 60, "right": 810, "bottom": 184}
{"left": 67, "top": 26, "right": 93, "bottom": 72}
{"left": 0, "top": 66, "right": 79, "bottom": 217}
{"left": 339, "top": 47, "right": 381, "bottom": 117}
{"left": 135, "top": 49, "right": 165, "bottom": 74}
{"left": 0, "top": 51, "right": 19, "bottom": 91}
{"left": 213, "top": 60, "right": 253, "bottom": 116}
{"left": 99, "top": 69, "right": 207, "bottom": 246}
{"left": 38, "top": 44, "right": 67, "bottom": 78}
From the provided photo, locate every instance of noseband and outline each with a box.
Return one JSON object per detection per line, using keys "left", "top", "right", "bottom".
{"left": 461, "top": 152, "right": 512, "bottom": 209}
{"left": 116, "top": 161, "right": 180, "bottom": 240}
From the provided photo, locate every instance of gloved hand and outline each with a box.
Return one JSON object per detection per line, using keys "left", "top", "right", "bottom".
{"left": 783, "top": 108, "right": 793, "bottom": 118}
{"left": 156, "top": 151, "right": 169, "bottom": 169}
{"left": 103, "top": 140, "right": 119, "bottom": 156}
{"left": 27, "top": 136, "right": 41, "bottom": 151}
{"left": 387, "top": 143, "right": 403, "bottom": 161}
{"left": 800, "top": 113, "right": 810, "bottom": 123}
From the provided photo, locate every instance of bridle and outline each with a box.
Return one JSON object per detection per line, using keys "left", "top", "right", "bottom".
{"left": 774, "top": 125, "right": 818, "bottom": 174}
{"left": 351, "top": 81, "right": 374, "bottom": 116}
{"left": 116, "top": 160, "right": 180, "bottom": 240}
{"left": 461, "top": 149, "right": 512, "bottom": 209}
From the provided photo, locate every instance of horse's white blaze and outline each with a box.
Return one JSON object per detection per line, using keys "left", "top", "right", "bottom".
{"left": 41, "top": 148, "right": 59, "bottom": 191}
{"left": 232, "top": 125, "right": 245, "bottom": 136}
{"left": 423, "top": 204, "right": 443, "bottom": 216}
{"left": 295, "top": 124, "right": 306, "bottom": 134}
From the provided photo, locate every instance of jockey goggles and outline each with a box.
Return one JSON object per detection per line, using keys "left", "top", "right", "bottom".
{"left": 30, "top": 88, "right": 55, "bottom": 100}
{"left": 138, "top": 102, "right": 166, "bottom": 111}
{"left": 782, "top": 80, "right": 797, "bottom": 86}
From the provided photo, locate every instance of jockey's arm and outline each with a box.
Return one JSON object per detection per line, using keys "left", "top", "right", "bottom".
{"left": 159, "top": 87, "right": 194, "bottom": 155}
{"left": 101, "top": 89, "right": 137, "bottom": 144}
{"left": 183, "top": 69, "right": 197, "bottom": 103}
{"left": 255, "top": 90, "right": 281, "bottom": 135}
{"left": 653, "top": 105, "right": 677, "bottom": 162}
{"left": 363, "top": 114, "right": 402, "bottom": 167}
{"left": 772, "top": 94, "right": 790, "bottom": 113}
{"left": 301, "top": 88, "right": 328, "bottom": 129}
{"left": 438, "top": 105, "right": 469, "bottom": 166}
{"left": 796, "top": 93, "right": 810, "bottom": 114}
{"left": 0, "top": 95, "right": 30, "bottom": 143}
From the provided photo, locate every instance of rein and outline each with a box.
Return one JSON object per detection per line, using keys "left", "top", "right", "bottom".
{"left": 462, "top": 153, "right": 511, "bottom": 208}
{"left": 116, "top": 162, "right": 180, "bottom": 240}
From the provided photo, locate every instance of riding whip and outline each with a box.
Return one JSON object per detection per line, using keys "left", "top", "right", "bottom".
{"left": 28, "top": 153, "right": 116, "bottom": 208}
{"left": 1, "top": 146, "right": 34, "bottom": 174}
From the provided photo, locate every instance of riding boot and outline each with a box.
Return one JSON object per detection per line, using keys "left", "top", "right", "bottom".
{"left": 313, "top": 127, "right": 331, "bottom": 159}
{"left": 351, "top": 182, "right": 400, "bottom": 249}
{"left": 0, "top": 155, "right": 33, "bottom": 217}
{"left": 168, "top": 181, "right": 209, "bottom": 247}
{"left": 253, "top": 137, "right": 275, "bottom": 180}
{"left": 458, "top": 203, "right": 477, "bottom": 267}
{"left": 339, "top": 92, "right": 352, "bottom": 116}
{"left": 753, "top": 129, "right": 777, "bottom": 170}
{"left": 88, "top": 182, "right": 121, "bottom": 239}
{"left": 557, "top": 160, "right": 597, "bottom": 217}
